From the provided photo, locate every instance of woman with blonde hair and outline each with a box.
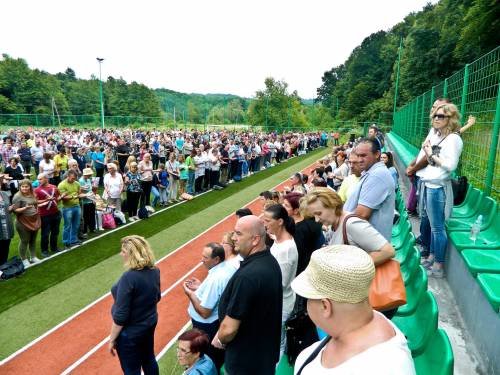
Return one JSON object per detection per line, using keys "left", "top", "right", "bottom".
{"left": 124, "top": 155, "right": 137, "bottom": 174}
{"left": 304, "top": 187, "right": 397, "bottom": 317}
{"left": 109, "top": 235, "right": 161, "bottom": 374}
{"left": 417, "top": 102, "right": 463, "bottom": 278}
{"left": 12, "top": 179, "right": 42, "bottom": 267}
{"left": 221, "top": 231, "right": 241, "bottom": 270}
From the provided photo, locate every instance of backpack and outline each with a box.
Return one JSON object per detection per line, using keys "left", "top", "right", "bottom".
{"left": 138, "top": 206, "right": 149, "bottom": 219}
{"left": 0, "top": 257, "right": 25, "bottom": 280}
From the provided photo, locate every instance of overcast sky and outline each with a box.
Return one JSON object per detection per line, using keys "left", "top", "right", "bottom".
{"left": 1, "top": 0, "right": 436, "bottom": 99}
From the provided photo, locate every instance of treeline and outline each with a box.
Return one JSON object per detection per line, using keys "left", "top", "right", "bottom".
{"left": 316, "top": 0, "right": 499, "bottom": 122}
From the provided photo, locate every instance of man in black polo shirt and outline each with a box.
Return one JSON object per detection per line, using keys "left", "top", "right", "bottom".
{"left": 115, "top": 138, "right": 131, "bottom": 173}
{"left": 213, "top": 215, "right": 282, "bottom": 374}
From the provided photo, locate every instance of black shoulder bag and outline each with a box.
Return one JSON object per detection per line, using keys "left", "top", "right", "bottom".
{"left": 295, "top": 335, "right": 331, "bottom": 375}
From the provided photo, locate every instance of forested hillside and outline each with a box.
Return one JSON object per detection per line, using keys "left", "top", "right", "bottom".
{"left": 316, "top": 0, "right": 499, "bottom": 122}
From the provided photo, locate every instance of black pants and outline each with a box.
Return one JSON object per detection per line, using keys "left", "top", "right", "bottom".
{"left": 140, "top": 181, "right": 152, "bottom": 206}
{"left": 96, "top": 168, "right": 104, "bottom": 187}
{"left": 210, "top": 170, "right": 220, "bottom": 187}
{"left": 127, "top": 191, "right": 141, "bottom": 217}
{"left": 152, "top": 154, "right": 159, "bottom": 170}
{"left": 192, "top": 319, "right": 224, "bottom": 371}
{"left": 203, "top": 169, "right": 211, "bottom": 189}
{"left": 116, "top": 326, "right": 159, "bottom": 375}
{"left": 82, "top": 203, "right": 96, "bottom": 233}
{"left": 195, "top": 175, "right": 204, "bottom": 193}
{"left": 229, "top": 160, "right": 238, "bottom": 178}
{"left": 41, "top": 212, "right": 61, "bottom": 253}
{"left": 0, "top": 239, "right": 11, "bottom": 265}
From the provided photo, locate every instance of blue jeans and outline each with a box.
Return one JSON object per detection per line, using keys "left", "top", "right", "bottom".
{"left": 151, "top": 186, "right": 160, "bottom": 206}
{"left": 62, "top": 206, "right": 81, "bottom": 245}
{"left": 116, "top": 327, "right": 159, "bottom": 375}
{"left": 419, "top": 186, "right": 447, "bottom": 263}
{"left": 187, "top": 171, "right": 195, "bottom": 194}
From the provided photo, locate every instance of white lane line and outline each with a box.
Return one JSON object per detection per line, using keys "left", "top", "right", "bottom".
{"left": 0, "top": 157, "right": 319, "bottom": 366}
{"left": 59, "top": 264, "right": 202, "bottom": 374}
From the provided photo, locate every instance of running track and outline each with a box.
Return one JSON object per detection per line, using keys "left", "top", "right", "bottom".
{"left": 0, "top": 161, "right": 319, "bottom": 374}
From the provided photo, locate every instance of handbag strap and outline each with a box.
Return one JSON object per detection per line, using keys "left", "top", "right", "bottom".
{"left": 296, "top": 335, "right": 331, "bottom": 375}
{"left": 341, "top": 214, "right": 359, "bottom": 245}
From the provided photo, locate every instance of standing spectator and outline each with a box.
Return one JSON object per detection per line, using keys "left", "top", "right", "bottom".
{"left": 183, "top": 242, "right": 236, "bottom": 370}
{"left": 12, "top": 179, "right": 41, "bottom": 267}
{"left": 109, "top": 236, "right": 161, "bottom": 375}
{"left": 0, "top": 177, "right": 15, "bottom": 265}
{"left": 194, "top": 148, "right": 205, "bottom": 194}
{"left": 338, "top": 152, "right": 362, "bottom": 203}
{"left": 186, "top": 149, "right": 196, "bottom": 195}
{"left": 418, "top": 103, "right": 463, "bottom": 278}
{"left": 138, "top": 153, "right": 153, "bottom": 207}
{"left": 18, "top": 142, "right": 32, "bottom": 174}
{"left": 176, "top": 329, "right": 217, "bottom": 375}
{"left": 35, "top": 173, "right": 62, "bottom": 257}
{"left": 208, "top": 148, "right": 221, "bottom": 188}
{"left": 292, "top": 245, "right": 415, "bottom": 374}
{"left": 79, "top": 168, "right": 96, "bottom": 236}
{"left": 221, "top": 231, "right": 242, "bottom": 270}
{"left": 166, "top": 153, "right": 180, "bottom": 203}
{"left": 91, "top": 146, "right": 106, "bottom": 187}
{"left": 115, "top": 138, "right": 131, "bottom": 173}
{"left": 39, "top": 152, "right": 57, "bottom": 186}
{"left": 58, "top": 170, "right": 82, "bottom": 248}
{"left": 152, "top": 163, "right": 169, "bottom": 206}
{"left": 53, "top": 148, "right": 69, "bottom": 184}
{"left": 178, "top": 154, "right": 188, "bottom": 197}
{"left": 124, "top": 162, "right": 142, "bottom": 221}
{"left": 4, "top": 157, "right": 24, "bottom": 199}
{"left": 262, "top": 204, "right": 298, "bottom": 360}
{"left": 30, "top": 139, "right": 44, "bottom": 175}
{"left": 332, "top": 151, "right": 349, "bottom": 191}
{"left": 104, "top": 163, "right": 124, "bottom": 212}
{"left": 344, "top": 138, "right": 395, "bottom": 241}
{"left": 381, "top": 151, "right": 399, "bottom": 190}
{"left": 213, "top": 215, "right": 282, "bottom": 374}
{"left": 219, "top": 144, "right": 230, "bottom": 184}
{"left": 368, "top": 124, "right": 385, "bottom": 150}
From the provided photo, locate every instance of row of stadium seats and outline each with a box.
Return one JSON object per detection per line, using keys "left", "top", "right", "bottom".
{"left": 447, "top": 185, "right": 500, "bottom": 312}
{"left": 392, "top": 189, "right": 453, "bottom": 375}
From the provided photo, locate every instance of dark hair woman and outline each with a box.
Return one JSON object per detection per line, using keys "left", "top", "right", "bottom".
{"left": 381, "top": 151, "right": 399, "bottom": 189}
{"left": 177, "top": 329, "right": 217, "bottom": 374}
{"left": 262, "top": 204, "right": 298, "bottom": 360}
{"left": 109, "top": 235, "right": 161, "bottom": 374}
{"left": 0, "top": 174, "right": 15, "bottom": 265}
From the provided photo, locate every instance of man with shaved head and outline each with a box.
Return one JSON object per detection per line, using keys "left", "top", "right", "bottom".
{"left": 213, "top": 215, "right": 283, "bottom": 374}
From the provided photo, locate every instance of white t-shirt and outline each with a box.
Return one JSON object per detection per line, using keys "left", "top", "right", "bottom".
{"left": 328, "top": 216, "right": 387, "bottom": 252}
{"left": 270, "top": 239, "right": 298, "bottom": 320}
{"left": 295, "top": 313, "right": 416, "bottom": 375}
{"left": 104, "top": 173, "right": 123, "bottom": 198}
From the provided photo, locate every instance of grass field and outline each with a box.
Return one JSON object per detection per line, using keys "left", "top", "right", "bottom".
{"left": 0, "top": 148, "right": 328, "bottom": 361}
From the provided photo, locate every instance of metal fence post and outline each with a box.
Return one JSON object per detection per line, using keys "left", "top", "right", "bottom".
{"left": 443, "top": 78, "right": 448, "bottom": 98}
{"left": 485, "top": 83, "right": 500, "bottom": 196}
{"left": 460, "top": 64, "right": 470, "bottom": 119}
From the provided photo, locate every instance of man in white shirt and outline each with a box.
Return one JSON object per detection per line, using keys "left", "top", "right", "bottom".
{"left": 292, "top": 245, "right": 415, "bottom": 375}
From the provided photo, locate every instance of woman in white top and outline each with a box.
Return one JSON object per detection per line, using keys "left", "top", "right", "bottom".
{"left": 39, "top": 152, "right": 56, "bottom": 185}
{"left": 416, "top": 102, "right": 463, "bottom": 278}
{"left": 262, "top": 203, "right": 298, "bottom": 360}
{"left": 103, "top": 163, "right": 124, "bottom": 212}
{"left": 138, "top": 153, "right": 153, "bottom": 206}
{"left": 221, "top": 231, "right": 242, "bottom": 270}
{"left": 332, "top": 151, "right": 349, "bottom": 190}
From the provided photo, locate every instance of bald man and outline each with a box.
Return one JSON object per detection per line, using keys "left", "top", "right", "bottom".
{"left": 213, "top": 215, "right": 283, "bottom": 374}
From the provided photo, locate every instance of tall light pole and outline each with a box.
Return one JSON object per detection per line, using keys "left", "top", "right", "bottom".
{"left": 96, "top": 57, "right": 105, "bottom": 129}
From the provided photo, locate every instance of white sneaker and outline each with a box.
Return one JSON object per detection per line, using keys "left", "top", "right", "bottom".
{"left": 31, "top": 257, "right": 41, "bottom": 263}
{"left": 99, "top": 227, "right": 105, "bottom": 231}
{"left": 22, "top": 259, "right": 30, "bottom": 268}
{"left": 133, "top": 216, "right": 140, "bottom": 220}
{"left": 128, "top": 217, "right": 136, "bottom": 222}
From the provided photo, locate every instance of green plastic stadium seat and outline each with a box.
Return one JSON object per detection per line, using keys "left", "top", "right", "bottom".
{"left": 393, "top": 291, "right": 438, "bottom": 356}
{"left": 477, "top": 273, "right": 500, "bottom": 312}
{"left": 451, "top": 187, "right": 482, "bottom": 217}
{"left": 400, "top": 247, "right": 420, "bottom": 285}
{"left": 392, "top": 219, "right": 411, "bottom": 239}
{"left": 462, "top": 250, "right": 500, "bottom": 277}
{"left": 413, "top": 329, "right": 454, "bottom": 375}
{"left": 396, "top": 265, "right": 428, "bottom": 317}
{"left": 446, "top": 197, "right": 497, "bottom": 232}
{"left": 449, "top": 214, "right": 500, "bottom": 250}
{"left": 276, "top": 354, "right": 294, "bottom": 375}
{"left": 394, "top": 240, "right": 416, "bottom": 266}
{"left": 392, "top": 230, "right": 415, "bottom": 251}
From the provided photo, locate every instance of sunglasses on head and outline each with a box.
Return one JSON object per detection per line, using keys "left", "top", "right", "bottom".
{"left": 432, "top": 114, "right": 448, "bottom": 120}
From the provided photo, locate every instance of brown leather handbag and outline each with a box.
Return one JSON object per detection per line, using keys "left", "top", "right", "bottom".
{"left": 342, "top": 214, "right": 407, "bottom": 311}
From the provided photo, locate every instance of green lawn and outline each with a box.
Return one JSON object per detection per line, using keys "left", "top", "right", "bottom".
{"left": 0, "top": 148, "right": 328, "bottom": 360}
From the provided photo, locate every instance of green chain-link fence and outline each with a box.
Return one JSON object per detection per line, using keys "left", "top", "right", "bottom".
{"left": 391, "top": 46, "right": 500, "bottom": 199}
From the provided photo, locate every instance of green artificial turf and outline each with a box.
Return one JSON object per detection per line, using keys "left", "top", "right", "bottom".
{"left": 0, "top": 148, "right": 328, "bottom": 360}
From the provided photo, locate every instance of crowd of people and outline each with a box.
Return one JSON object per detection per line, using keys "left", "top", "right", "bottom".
{"left": 0, "top": 127, "right": 326, "bottom": 268}
{"left": 107, "top": 98, "right": 469, "bottom": 375}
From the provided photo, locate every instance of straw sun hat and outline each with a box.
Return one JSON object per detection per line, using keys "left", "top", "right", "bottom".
{"left": 291, "top": 245, "right": 375, "bottom": 304}
{"left": 82, "top": 168, "right": 94, "bottom": 176}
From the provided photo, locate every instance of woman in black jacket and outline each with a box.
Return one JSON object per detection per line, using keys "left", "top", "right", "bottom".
{"left": 109, "top": 235, "right": 161, "bottom": 375}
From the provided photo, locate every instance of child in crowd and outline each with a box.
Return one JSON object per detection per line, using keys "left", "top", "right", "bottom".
{"left": 178, "top": 154, "right": 188, "bottom": 196}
